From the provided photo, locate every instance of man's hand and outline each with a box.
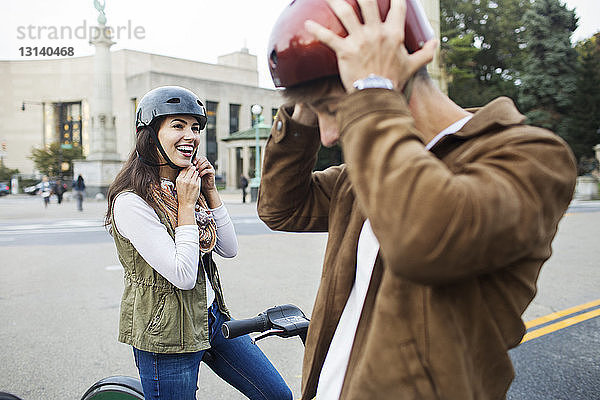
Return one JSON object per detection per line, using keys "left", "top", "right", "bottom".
{"left": 305, "top": 0, "right": 437, "bottom": 93}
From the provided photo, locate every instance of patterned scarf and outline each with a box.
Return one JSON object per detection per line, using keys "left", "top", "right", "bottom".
{"left": 150, "top": 178, "right": 217, "bottom": 253}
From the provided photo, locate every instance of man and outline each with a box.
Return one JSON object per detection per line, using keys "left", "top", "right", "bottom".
{"left": 240, "top": 174, "right": 249, "bottom": 203}
{"left": 258, "top": 0, "right": 577, "bottom": 399}
{"left": 53, "top": 179, "right": 66, "bottom": 204}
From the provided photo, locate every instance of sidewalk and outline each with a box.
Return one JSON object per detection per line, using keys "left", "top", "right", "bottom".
{"left": 4, "top": 192, "right": 596, "bottom": 222}
{"left": 0, "top": 189, "right": 254, "bottom": 221}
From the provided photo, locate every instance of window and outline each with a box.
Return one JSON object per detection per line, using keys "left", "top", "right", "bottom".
{"left": 206, "top": 101, "right": 218, "bottom": 167}
{"left": 229, "top": 103, "right": 240, "bottom": 133}
{"left": 56, "top": 102, "right": 82, "bottom": 149}
{"left": 272, "top": 108, "right": 278, "bottom": 124}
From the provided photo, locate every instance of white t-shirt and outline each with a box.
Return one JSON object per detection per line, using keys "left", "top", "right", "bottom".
{"left": 113, "top": 191, "right": 238, "bottom": 307}
{"left": 316, "top": 115, "right": 473, "bottom": 399}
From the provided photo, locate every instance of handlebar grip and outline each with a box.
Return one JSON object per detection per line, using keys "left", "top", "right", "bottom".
{"left": 222, "top": 314, "right": 269, "bottom": 339}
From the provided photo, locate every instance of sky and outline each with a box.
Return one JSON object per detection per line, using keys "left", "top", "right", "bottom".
{"left": 3, "top": 0, "right": 599, "bottom": 89}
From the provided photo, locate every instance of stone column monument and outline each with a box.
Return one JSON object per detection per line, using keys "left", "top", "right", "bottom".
{"left": 73, "top": 0, "right": 122, "bottom": 198}
{"left": 422, "top": 0, "right": 445, "bottom": 92}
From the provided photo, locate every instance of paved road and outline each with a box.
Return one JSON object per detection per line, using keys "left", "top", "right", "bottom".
{"left": 1, "top": 195, "right": 599, "bottom": 399}
{"left": 509, "top": 305, "right": 600, "bottom": 400}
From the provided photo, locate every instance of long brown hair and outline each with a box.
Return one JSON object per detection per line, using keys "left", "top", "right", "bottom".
{"left": 105, "top": 118, "right": 164, "bottom": 231}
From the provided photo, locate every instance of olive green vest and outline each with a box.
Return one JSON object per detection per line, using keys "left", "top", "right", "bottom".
{"left": 112, "top": 194, "right": 230, "bottom": 353}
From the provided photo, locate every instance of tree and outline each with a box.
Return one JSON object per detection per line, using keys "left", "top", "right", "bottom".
{"left": 441, "top": 0, "right": 531, "bottom": 107}
{"left": 562, "top": 33, "right": 600, "bottom": 171}
{"left": 29, "top": 143, "right": 84, "bottom": 178}
{"left": 519, "top": 0, "right": 578, "bottom": 138}
{"left": 0, "top": 162, "right": 19, "bottom": 181}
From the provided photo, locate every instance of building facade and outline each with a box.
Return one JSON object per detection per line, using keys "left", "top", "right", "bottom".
{"left": 1, "top": 0, "right": 442, "bottom": 192}
{"left": 1, "top": 48, "right": 283, "bottom": 190}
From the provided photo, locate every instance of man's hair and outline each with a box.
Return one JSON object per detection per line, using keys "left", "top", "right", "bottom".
{"left": 282, "top": 68, "right": 432, "bottom": 104}
{"left": 282, "top": 75, "right": 344, "bottom": 105}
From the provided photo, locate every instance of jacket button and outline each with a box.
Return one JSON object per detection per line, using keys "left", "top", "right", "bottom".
{"left": 276, "top": 120, "right": 283, "bottom": 131}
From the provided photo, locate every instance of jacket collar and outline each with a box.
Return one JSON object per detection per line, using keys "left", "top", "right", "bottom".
{"left": 455, "top": 96, "right": 526, "bottom": 138}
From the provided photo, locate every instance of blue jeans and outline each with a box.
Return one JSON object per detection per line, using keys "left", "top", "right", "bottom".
{"left": 133, "top": 301, "right": 292, "bottom": 400}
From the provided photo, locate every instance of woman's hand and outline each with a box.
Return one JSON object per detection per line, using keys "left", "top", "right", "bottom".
{"left": 195, "top": 155, "right": 222, "bottom": 208}
{"left": 175, "top": 166, "right": 201, "bottom": 209}
{"left": 305, "top": 0, "right": 437, "bottom": 93}
{"left": 195, "top": 155, "right": 216, "bottom": 192}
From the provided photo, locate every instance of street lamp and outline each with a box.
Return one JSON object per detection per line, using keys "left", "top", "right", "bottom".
{"left": 250, "top": 104, "right": 263, "bottom": 188}
{"left": 21, "top": 100, "right": 47, "bottom": 147}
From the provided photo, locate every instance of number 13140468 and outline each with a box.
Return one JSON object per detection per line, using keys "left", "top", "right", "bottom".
{"left": 19, "top": 46, "right": 74, "bottom": 56}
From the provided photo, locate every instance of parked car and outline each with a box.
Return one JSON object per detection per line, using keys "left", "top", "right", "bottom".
{"left": 0, "top": 182, "right": 9, "bottom": 196}
{"left": 24, "top": 182, "right": 43, "bottom": 195}
{"left": 24, "top": 181, "right": 57, "bottom": 195}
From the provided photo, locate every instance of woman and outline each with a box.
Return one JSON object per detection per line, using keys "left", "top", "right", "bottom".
{"left": 105, "top": 86, "right": 291, "bottom": 400}
{"left": 40, "top": 175, "right": 52, "bottom": 208}
{"left": 73, "top": 174, "right": 85, "bottom": 211}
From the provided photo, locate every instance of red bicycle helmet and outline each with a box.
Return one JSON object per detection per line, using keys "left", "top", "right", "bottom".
{"left": 268, "top": 0, "right": 434, "bottom": 88}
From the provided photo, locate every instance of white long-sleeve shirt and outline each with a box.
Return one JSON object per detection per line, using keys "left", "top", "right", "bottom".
{"left": 113, "top": 191, "right": 238, "bottom": 306}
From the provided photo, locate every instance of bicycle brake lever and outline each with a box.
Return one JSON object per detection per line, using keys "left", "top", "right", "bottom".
{"left": 252, "top": 329, "right": 285, "bottom": 344}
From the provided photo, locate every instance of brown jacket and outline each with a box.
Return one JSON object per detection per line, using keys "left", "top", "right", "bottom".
{"left": 258, "top": 90, "right": 576, "bottom": 400}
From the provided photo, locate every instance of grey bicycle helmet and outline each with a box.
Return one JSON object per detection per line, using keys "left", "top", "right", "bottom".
{"left": 136, "top": 86, "right": 207, "bottom": 131}
{"left": 135, "top": 86, "right": 207, "bottom": 170}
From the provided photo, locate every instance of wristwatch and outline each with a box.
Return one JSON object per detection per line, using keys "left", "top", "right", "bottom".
{"left": 352, "top": 74, "right": 394, "bottom": 90}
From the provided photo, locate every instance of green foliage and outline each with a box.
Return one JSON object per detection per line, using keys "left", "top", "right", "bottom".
{"left": 519, "top": 0, "right": 578, "bottom": 137}
{"left": 561, "top": 33, "right": 600, "bottom": 166}
{"left": 28, "top": 142, "right": 84, "bottom": 178}
{"left": 0, "top": 162, "right": 19, "bottom": 181}
{"left": 441, "top": 0, "right": 531, "bottom": 107}
{"left": 441, "top": 0, "right": 598, "bottom": 170}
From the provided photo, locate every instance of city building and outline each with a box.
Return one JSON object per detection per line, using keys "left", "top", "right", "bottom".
{"left": 1, "top": 0, "right": 442, "bottom": 193}
{"left": 1, "top": 48, "right": 283, "bottom": 190}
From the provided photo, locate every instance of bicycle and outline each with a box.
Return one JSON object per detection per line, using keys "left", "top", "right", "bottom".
{"left": 1, "top": 304, "right": 309, "bottom": 400}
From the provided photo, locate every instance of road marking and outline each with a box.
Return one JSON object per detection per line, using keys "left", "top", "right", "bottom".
{"left": 521, "top": 307, "right": 600, "bottom": 343}
{"left": 521, "top": 299, "right": 600, "bottom": 343}
{"left": 525, "top": 298, "right": 600, "bottom": 329}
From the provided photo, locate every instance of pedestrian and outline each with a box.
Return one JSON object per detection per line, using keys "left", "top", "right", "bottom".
{"left": 258, "top": 1, "right": 577, "bottom": 399}
{"left": 40, "top": 175, "right": 52, "bottom": 208}
{"left": 104, "top": 86, "right": 291, "bottom": 400}
{"left": 53, "top": 179, "right": 66, "bottom": 204}
{"left": 240, "top": 174, "right": 249, "bottom": 203}
{"left": 73, "top": 175, "right": 85, "bottom": 211}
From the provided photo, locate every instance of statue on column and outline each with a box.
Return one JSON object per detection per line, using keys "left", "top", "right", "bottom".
{"left": 94, "top": 0, "right": 107, "bottom": 25}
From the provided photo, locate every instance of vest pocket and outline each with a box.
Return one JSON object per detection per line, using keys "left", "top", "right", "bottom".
{"left": 145, "top": 294, "right": 167, "bottom": 334}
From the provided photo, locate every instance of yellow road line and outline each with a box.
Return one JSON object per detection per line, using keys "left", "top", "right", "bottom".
{"left": 525, "top": 298, "right": 600, "bottom": 329}
{"left": 521, "top": 307, "right": 600, "bottom": 344}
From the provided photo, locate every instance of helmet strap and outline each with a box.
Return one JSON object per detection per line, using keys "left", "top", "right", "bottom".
{"left": 136, "top": 151, "right": 169, "bottom": 167}
{"left": 143, "top": 124, "right": 184, "bottom": 171}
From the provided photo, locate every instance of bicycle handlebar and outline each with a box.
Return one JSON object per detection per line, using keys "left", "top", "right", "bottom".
{"left": 222, "top": 304, "right": 310, "bottom": 344}
{"left": 221, "top": 314, "right": 269, "bottom": 339}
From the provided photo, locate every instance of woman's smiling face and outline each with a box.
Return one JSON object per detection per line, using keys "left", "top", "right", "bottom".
{"left": 157, "top": 114, "right": 202, "bottom": 168}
